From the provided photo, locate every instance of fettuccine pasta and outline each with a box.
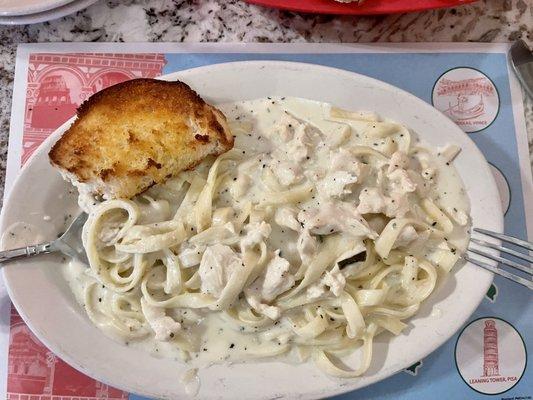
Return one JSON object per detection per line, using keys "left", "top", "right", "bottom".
{"left": 64, "top": 97, "right": 470, "bottom": 378}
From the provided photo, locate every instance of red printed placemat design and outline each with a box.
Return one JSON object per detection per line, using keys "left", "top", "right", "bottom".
{"left": 9, "top": 52, "right": 166, "bottom": 399}
{"left": 8, "top": 309, "right": 127, "bottom": 400}
{"left": 22, "top": 52, "right": 166, "bottom": 164}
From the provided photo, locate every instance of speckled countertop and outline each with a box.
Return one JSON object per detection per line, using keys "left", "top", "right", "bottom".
{"left": 0, "top": 0, "right": 531, "bottom": 200}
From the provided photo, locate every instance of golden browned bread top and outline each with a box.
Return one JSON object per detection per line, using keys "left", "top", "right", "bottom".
{"left": 49, "top": 78, "right": 233, "bottom": 199}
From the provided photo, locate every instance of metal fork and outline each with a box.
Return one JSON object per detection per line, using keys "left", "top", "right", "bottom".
{"left": 464, "top": 228, "right": 532, "bottom": 290}
{"left": 509, "top": 39, "right": 533, "bottom": 99}
{"left": 0, "top": 213, "right": 89, "bottom": 265}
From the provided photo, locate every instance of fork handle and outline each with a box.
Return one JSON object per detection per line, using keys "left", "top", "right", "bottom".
{"left": 0, "top": 242, "right": 54, "bottom": 264}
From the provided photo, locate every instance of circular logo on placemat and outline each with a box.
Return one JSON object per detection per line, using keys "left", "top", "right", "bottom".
{"left": 432, "top": 67, "right": 499, "bottom": 133}
{"left": 455, "top": 317, "right": 527, "bottom": 395}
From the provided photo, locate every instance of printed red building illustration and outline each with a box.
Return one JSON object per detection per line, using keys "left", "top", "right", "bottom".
{"left": 8, "top": 308, "right": 128, "bottom": 400}
{"left": 31, "top": 75, "right": 77, "bottom": 130}
{"left": 482, "top": 319, "right": 500, "bottom": 377}
{"left": 436, "top": 77, "right": 495, "bottom": 121}
{"left": 23, "top": 52, "right": 167, "bottom": 164}
{"left": 10, "top": 51, "right": 167, "bottom": 399}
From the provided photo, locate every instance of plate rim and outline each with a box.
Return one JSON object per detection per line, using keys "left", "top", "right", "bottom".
{"left": 1, "top": 60, "right": 501, "bottom": 399}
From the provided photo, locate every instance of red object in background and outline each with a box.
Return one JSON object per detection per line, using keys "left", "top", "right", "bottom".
{"left": 244, "top": 0, "right": 476, "bottom": 15}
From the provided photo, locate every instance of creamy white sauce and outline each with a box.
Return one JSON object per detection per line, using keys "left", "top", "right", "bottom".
{"left": 63, "top": 257, "right": 296, "bottom": 364}
{"left": 61, "top": 96, "right": 470, "bottom": 375}
{"left": 1, "top": 222, "right": 45, "bottom": 249}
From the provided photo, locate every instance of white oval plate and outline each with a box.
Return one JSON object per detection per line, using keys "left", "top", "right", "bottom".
{"left": 0, "top": 0, "right": 75, "bottom": 16}
{"left": 0, "top": 61, "right": 502, "bottom": 400}
{"left": 0, "top": 0, "right": 97, "bottom": 24}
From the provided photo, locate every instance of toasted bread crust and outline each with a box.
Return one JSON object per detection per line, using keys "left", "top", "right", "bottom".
{"left": 49, "top": 78, "right": 234, "bottom": 199}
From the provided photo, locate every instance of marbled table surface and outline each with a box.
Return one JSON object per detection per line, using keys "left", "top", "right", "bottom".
{"left": 0, "top": 0, "right": 531, "bottom": 200}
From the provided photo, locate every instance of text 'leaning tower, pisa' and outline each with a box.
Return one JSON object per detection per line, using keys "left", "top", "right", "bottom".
{"left": 483, "top": 320, "right": 500, "bottom": 377}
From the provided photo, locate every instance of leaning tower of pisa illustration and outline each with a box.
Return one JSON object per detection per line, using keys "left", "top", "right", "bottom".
{"left": 483, "top": 320, "right": 500, "bottom": 376}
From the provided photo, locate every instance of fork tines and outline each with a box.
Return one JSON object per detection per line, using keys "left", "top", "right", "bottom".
{"left": 465, "top": 228, "right": 533, "bottom": 290}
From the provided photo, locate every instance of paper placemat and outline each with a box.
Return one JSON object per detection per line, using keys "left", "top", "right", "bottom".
{"left": 1, "top": 43, "right": 531, "bottom": 400}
